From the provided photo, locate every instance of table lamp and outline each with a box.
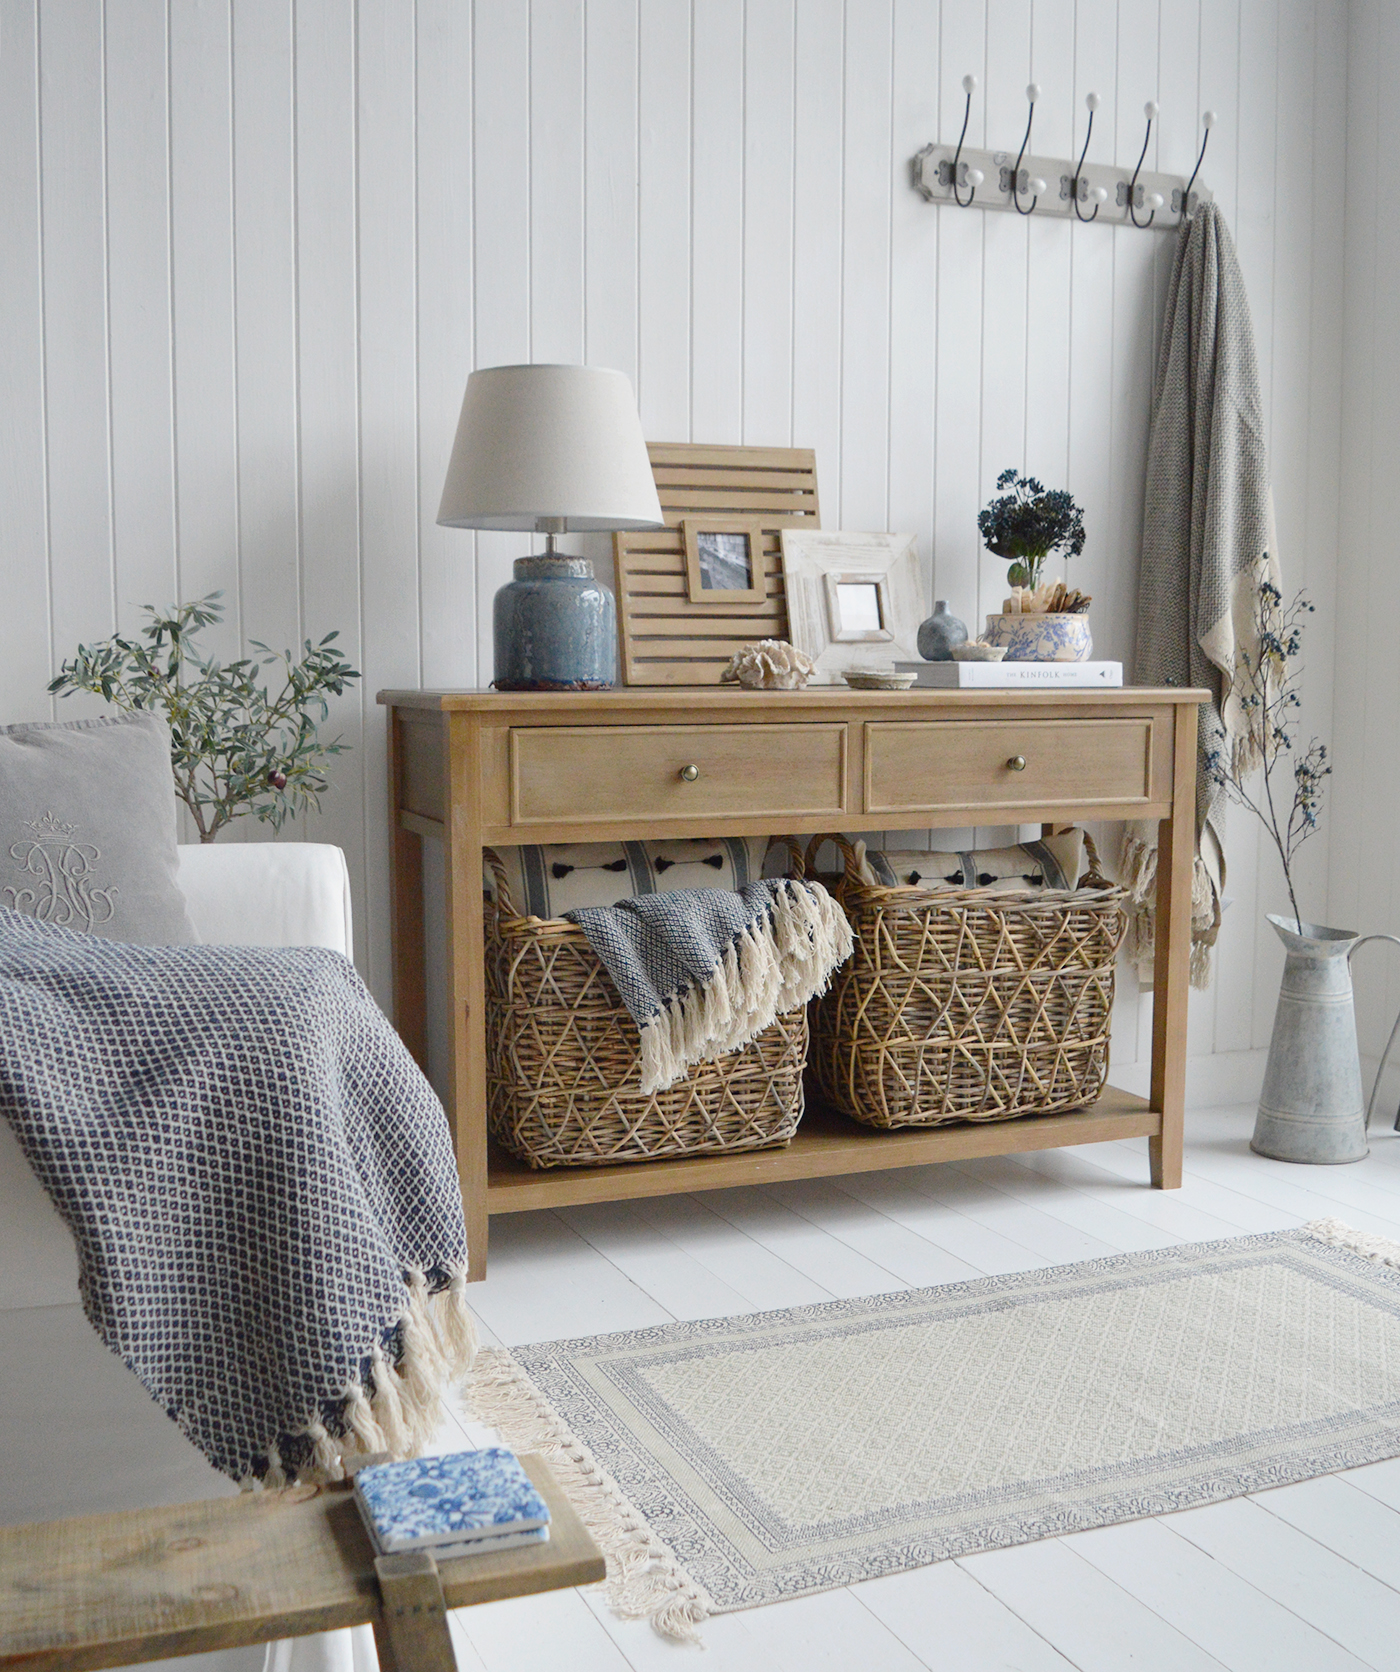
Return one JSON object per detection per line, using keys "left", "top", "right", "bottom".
{"left": 437, "top": 363, "right": 665, "bottom": 690}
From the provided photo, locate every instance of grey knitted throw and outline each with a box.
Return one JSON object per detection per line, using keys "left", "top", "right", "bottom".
{"left": 565, "top": 880, "right": 852, "bottom": 1095}
{"left": 0, "top": 907, "right": 474, "bottom": 1485}
{"left": 1129, "top": 202, "right": 1281, "bottom": 986}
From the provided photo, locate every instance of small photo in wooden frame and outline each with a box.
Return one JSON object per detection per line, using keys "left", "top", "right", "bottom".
{"left": 682, "top": 517, "right": 768, "bottom": 604}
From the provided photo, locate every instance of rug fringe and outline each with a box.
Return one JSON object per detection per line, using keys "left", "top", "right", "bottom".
{"left": 461, "top": 1346, "right": 714, "bottom": 1643}
{"left": 1302, "top": 1217, "right": 1400, "bottom": 1269}
{"left": 639, "top": 879, "right": 853, "bottom": 1096}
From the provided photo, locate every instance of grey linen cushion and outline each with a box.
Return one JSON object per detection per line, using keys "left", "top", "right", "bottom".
{"left": 0, "top": 713, "right": 196, "bottom": 944}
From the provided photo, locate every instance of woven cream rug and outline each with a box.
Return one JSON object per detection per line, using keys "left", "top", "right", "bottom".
{"left": 462, "top": 1219, "right": 1400, "bottom": 1639}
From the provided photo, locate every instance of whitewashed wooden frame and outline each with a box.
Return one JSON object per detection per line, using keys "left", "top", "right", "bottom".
{"left": 780, "top": 530, "right": 925, "bottom": 684}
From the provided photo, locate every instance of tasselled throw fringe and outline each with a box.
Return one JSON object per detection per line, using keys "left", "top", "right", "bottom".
{"left": 638, "top": 879, "right": 853, "bottom": 1096}
{"left": 462, "top": 1346, "right": 715, "bottom": 1643}
{"left": 1120, "top": 828, "right": 1219, "bottom": 991}
{"left": 253, "top": 1266, "right": 478, "bottom": 1488}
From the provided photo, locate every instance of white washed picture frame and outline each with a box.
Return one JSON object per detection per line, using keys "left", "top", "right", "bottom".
{"left": 779, "top": 530, "right": 925, "bottom": 683}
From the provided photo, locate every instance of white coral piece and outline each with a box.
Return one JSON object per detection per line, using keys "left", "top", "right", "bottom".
{"left": 719, "top": 639, "right": 815, "bottom": 690}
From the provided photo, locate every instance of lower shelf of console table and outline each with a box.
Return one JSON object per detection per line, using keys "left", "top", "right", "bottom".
{"left": 485, "top": 1086, "right": 1158, "bottom": 1213}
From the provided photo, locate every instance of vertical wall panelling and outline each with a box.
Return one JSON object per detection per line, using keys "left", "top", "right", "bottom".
{"left": 530, "top": 0, "right": 585, "bottom": 366}
{"left": 356, "top": 0, "right": 420, "bottom": 981}
{"left": 40, "top": 1, "right": 114, "bottom": 668}
{"left": 931, "top": 5, "right": 987, "bottom": 618}
{"left": 789, "top": 0, "right": 844, "bottom": 525}
{"left": 837, "top": 0, "right": 893, "bottom": 534}
{"left": 293, "top": 0, "right": 365, "bottom": 920}
{"left": 104, "top": 0, "right": 178, "bottom": 629}
{"left": 886, "top": 0, "right": 939, "bottom": 580}
{"left": 690, "top": 0, "right": 745, "bottom": 444}
{"left": 168, "top": 0, "right": 239, "bottom": 652}
{"left": 583, "top": 0, "right": 640, "bottom": 385}
{"left": 0, "top": 0, "right": 52, "bottom": 722}
{"left": 741, "top": 0, "right": 796, "bottom": 449}
{"left": 471, "top": 1, "right": 531, "bottom": 681}
{"left": 636, "top": 0, "right": 691, "bottom": 442}
{"left": 0, "top": 0, "right": 1350, "bottom": 1078}
{"left": 417, "top": 0, "right": 477, "bottom": 692}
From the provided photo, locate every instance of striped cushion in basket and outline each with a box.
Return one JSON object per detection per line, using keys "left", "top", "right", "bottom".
{"left": 483, "top": 836, "right": 775, "bottom": 920}
{"left": 853, "top": 828, "right": 1087, "bottom": 892}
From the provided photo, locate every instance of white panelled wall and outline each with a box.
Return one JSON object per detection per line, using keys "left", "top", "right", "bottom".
{"left": 0, "top": 0, "right": 1349, "bottom": 1085}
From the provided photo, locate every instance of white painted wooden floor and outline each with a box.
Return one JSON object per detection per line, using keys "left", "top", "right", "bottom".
{"left": 9, "top": 1098, "right": 1400, "bottom": 1672}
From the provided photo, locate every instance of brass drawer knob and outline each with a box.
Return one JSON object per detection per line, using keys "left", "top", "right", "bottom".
{"left": 679, "top": 763, "right": 701, "bottom": 782}
{"left": 1007, "top": 754, "right": 1027, "bottom": 772}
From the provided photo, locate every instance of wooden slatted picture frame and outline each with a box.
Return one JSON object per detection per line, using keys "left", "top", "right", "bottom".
{"left": 614, "top": 443, "right": 821, "bottom": 685}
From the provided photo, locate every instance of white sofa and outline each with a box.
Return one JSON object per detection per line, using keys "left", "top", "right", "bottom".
{"left": 0, "top": 842, "right": 354, "bottom": 1313}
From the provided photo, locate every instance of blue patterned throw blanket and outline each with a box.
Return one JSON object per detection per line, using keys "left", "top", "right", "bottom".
{"left": 565, "top": 880, "right": 852, "bottom": 1095}
{"left": 0, "top": 907, "right": 474, "bottom": 1486}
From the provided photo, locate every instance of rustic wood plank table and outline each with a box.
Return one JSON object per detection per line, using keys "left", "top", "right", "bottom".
{"left": 379, "top": 685, "right": 1207, "bottom": 1280}
{"left": 0, "top": 1454, "right": 602, "bottom": 1672}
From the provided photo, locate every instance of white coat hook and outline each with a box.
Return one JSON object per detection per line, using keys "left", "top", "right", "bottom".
{"left": 1009, "top": 83, "right": 1041, "bottom": 214}
{"left": 1126, "top": 100, "right": 1159, "bottom": 226}
{"left": 1071, "top": 92, "right": 1103, "bottom": 221}
{"left": 947, "top": 75, "right": 980, "bottom": 205}
{"left": 1177, "top": 110, "right": 1215, "bottom": 217}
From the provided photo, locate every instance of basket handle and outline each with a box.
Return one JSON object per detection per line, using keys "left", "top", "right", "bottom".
{"left": 767, "top": 834, "right": 808, "bottom": 881}
{"left": 482, "top": 847, "right": 516, "bottom": 917}
{"left": 803, "top": 832, "right": 863, "bottom": 887}
{"left": 1078, "top": 829, "right": 1113, "bottom": 890}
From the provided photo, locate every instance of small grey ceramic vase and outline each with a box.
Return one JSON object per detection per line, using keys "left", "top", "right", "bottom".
{"left": 493, "top": 555, "right": 617, "bottom": 691}
{"left": 917, "top": 600, "right": 968, "bottom": 661}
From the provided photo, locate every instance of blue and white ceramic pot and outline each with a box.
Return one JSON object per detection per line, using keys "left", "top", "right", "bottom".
{"left": 493, "top": 555, "right": 617, "bottom": 690}
{"left": 983, "top": 611, "right": 1093, "bottom": 662}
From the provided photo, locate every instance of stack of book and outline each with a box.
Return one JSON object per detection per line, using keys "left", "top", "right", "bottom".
{"left": 354, "top": 1447, "right": 551, "bottom": 1560}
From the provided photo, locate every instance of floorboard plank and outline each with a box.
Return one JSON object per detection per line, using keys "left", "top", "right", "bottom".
{"left": 452, "top": 1587, "right": 636, "bottom": 1671}
{"left": 762, "top": 1177, "right": 986, "bottom": 1288}
{"left": 555, "top": 1199, "right": 759, "bottom": 1321}
{"left": 948, "top": 1153, "right": 1186, "bottom": 1253}
{"left": 854, "top": 1560, "right": 1080, "bottom": 1670}
{"left": 1066, "top": 1517, "right": 1373, "bottom": 1671}
{"left": 958, "top": 1538, "right": 1232, "bottom": 1671}
{"left": 1251, "top": 1476, "right": 1400, "bottom": 1592}
{"left": 625, "top": 1192, "right": 835, "bottom": 1309}
{"left": 687, "top": 1184, "right": 914, "bottom": 1297}
{"left": 1167, "top": 1496, "right": 1400, "bottom": 1670}
{"left": 832, "top": 1169, "right": 1046, "bottom": 1275}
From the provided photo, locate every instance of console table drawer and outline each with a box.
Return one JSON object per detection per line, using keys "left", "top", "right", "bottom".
{"left": 509, "top": 723, "right": 848, "bottom": 826}
{"left": 865, "top": 718, "right": 1154, "bottom": 815}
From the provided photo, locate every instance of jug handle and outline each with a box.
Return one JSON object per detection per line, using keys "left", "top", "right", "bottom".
{"left": 1348, "top": 935, "right": 1400, "bottom": 1131}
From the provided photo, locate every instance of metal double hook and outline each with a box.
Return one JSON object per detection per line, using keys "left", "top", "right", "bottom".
{"left": 1127, "top": 102, "right": 1161, "bottom": 226}
{"left": 1180, "top": 111, "right": 1215, "bottom": 217}
{"left": 1009, "top": 84, "right": 1042, "bottom": 214}
{"left": 948, "top": 74, "right": 982, "bottom": 205}
{"left": 1070, "top": 93, "right": 1107, "bottom": 221}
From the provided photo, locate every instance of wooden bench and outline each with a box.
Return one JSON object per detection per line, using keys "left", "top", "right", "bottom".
{"left": 0, "top": 1454, "right": 603, "bottom": 1672}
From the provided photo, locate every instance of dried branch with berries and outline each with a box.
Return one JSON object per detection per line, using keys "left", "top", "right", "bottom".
{"left": 1204, "top": 577, "right": 1329, "bottom": 934}
{"left": 49, "top": 595, "right": 360, "bottom": 843}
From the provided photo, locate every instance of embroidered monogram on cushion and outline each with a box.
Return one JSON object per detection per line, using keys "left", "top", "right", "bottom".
{"left": 4, "top": 811, "right": 118, "bottom": 932}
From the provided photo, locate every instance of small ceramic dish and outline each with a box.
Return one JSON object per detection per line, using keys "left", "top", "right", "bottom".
{"left": 843, "top": 669, "right": 918, "bottom": 690}
{"left": 950, "top": 642, "right": 1008, "bottom": 662}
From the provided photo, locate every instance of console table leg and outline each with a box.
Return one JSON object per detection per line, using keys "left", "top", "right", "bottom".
{"left": 373, "top": 1552, "right": 457, "bottom": 1672}
{"left": 1149, "top": 704, "right": 1196, "bottom": 1189}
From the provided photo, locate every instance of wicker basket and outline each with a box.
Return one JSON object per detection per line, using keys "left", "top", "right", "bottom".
{"left": 483, "top": 849, "right": 808, "bottom": 1168}
{"left": 810, "top": 834, "right": 1127, "bottom": 1129}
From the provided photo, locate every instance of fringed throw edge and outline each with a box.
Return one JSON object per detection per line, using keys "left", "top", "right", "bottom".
{"left": 639, "top": 878, "right": 853, "bottom": 1096}
{"left": 1120, "top": 826, "right": 1221, "bottom": 992}
{"left": 251, "top": 1265, "right": 478, "bottom": 1488}
{"left": 1302, "top": 1217, "right": 1400, "bottom": 1270}
{"left": 461, "top": 1345, "right": 714, "bottom": 1643}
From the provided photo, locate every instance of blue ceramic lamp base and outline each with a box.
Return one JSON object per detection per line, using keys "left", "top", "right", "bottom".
{"left": 492, "top": 553, "right": 618, "bottom": 691}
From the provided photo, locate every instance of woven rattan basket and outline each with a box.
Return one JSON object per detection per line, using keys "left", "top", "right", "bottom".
{"left": 810, "top": 834, "right": 1127, "bottom": 1129}
{"left": 483, "top": 849, "right": 808, "bottom": 1168}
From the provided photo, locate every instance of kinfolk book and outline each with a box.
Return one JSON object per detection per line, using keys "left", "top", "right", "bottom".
{"left": 894, "top": 660, "right": 1123, "bottom": 688}
{"left": 354, "top": 1448, "right": 550, "bottom": 1554}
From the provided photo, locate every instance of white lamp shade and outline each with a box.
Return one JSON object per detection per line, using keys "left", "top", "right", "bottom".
{"left": 436, "top": 363, "right": 666, "bottom": 532}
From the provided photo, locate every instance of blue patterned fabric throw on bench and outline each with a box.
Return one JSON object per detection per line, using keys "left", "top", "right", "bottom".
{"left": 0, "top": 907, "right": 475, "bottom": 1486}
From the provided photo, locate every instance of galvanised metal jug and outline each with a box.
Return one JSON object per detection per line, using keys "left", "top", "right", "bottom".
{"left": 1253, "top": 916, "right": 1400, "bottom": 1164}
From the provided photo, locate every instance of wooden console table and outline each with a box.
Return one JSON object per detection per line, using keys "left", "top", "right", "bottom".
{"left": 379, "top": 686, "right": 1205, "bottom": 1281}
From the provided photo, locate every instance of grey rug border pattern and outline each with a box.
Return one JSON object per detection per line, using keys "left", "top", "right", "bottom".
{"left": 498, "top": 1226, "right": 1400, "bottom": 1613}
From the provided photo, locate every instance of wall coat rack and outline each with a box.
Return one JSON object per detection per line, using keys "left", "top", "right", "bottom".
{"left": 913, "top": 79, "right": 1214, "bottom": 231}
